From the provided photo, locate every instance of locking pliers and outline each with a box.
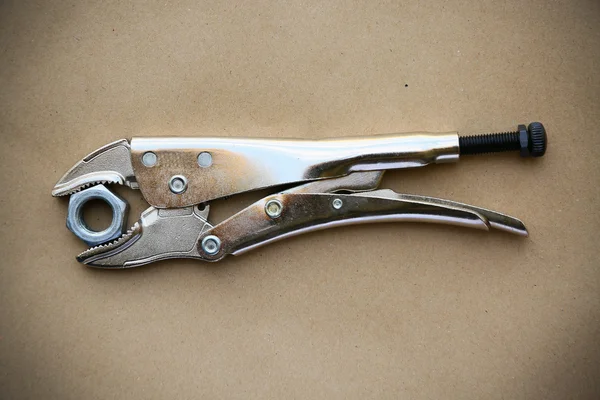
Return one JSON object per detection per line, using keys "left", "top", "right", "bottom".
{"left": 52, "top": 123, "right": 547, "bottom": 268}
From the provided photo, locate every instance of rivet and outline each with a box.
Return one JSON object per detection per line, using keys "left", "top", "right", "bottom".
{"left": 142, "top": 152, "right": 157, "bottom": 167}
{"left": 265, "top": 199, "right": 283, "bottom": 219}
{"left": 197, "top": 152, "right": 213, "bottom": 168}
{"left": 201, "top": 235, "right": 221, "bottom": 255}
{"left": 169, "top": 175, "right": 188, "bottom": 194}
{"left": 332, "top": 198, "right": 343, "bottom": 209}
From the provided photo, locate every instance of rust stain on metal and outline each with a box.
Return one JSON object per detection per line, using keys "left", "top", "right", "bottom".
{"left": 132, "top": 147, "right": 264, "bottom": 208}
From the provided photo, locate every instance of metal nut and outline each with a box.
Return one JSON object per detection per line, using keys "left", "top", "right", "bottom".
{"left": 518, "top": 124, "right": 530, "bottom": 157}
{"left": 66, "top": 185, "right": 129, "bottom": 246}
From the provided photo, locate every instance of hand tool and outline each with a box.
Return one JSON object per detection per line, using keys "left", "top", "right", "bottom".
{"left": 52, "top": 122, "right": 547, "bottom": 268}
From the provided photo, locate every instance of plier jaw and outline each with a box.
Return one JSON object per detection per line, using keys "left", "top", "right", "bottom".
{"left": 52, "top": 139, "right": 138, "bottom": 197}
{"left": 53, "top": 123, "right": 546, "bottom": 268}
{"left": 77, "top": 205, "right": 214, "bottom": 268}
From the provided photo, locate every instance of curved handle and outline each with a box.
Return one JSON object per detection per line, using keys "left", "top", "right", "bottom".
{"left": 197, "top": 190, "right": 527, "bottom": 261}
{"left": 130, "top": 133, "right": 459, "bottom": 208}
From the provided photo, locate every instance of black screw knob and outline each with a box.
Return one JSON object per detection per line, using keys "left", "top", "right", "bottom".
{"left": 459, "top": 122, "right": 547, "bottom": 157}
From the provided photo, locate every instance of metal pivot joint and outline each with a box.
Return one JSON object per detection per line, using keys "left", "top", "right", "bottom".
{"left": 52, "top": 122, "right": 547, "bottom": 268}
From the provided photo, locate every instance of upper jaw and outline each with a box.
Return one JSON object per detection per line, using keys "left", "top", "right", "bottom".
{"left": 51, "top": 139, "right": 138, "bottom": 196}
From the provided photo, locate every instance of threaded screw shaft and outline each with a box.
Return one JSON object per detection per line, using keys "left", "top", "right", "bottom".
{"left": 459, "top": 131, "right": 520, "bottom": 155}
{"left": 459, "top": 123, "right": 547, "bottom": 158}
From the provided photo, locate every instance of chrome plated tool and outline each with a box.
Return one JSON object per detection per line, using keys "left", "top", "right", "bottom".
{"left": 52, "top": 122, "right": 547, "bottom": 268}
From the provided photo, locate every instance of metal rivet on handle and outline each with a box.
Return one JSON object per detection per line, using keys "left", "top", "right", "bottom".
{"left": 265, "top": 199, "right": 283, "bottom": 219}
{"left": 169, "top": 175, "right": 188, "bottom": 194}
{"left": 201, "top": 235, "right": 221, "bottom": 255}
{"left": 142, "top": 151, "right": 157, "bottom": 167}
{"left": 332, "top": 198, "right": 343, "bottom": 209}
{"left": 197, "top": 152, "right": 213, "bottom": 168}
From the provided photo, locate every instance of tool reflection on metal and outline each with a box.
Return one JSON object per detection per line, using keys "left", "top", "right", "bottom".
{"left": 52, "top": 122, "right": 547, "bottom": 268}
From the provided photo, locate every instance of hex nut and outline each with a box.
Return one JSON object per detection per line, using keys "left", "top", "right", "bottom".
{"left": 66, "top": 185, "right": 129, "bottom": 246}
{"left": 518, "top": 124, "right": 530, "bottom": 157}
